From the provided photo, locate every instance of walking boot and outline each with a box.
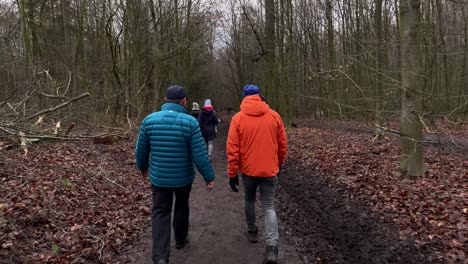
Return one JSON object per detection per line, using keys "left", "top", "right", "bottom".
{"left": 175, "top": 238, "right": 189, "bottom": 249}
{"left": 247, "top": 227, "right": 258, "bottom": 243}
{"left": 264, "top": 246, "right": 278, "bottom": 264}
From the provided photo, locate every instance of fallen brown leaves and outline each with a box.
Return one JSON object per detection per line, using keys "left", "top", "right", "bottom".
{"left": 288, "top": 124, "right": 467, "bottom": 263}
{"left": 1, "top": 119, "right": 466, "bottom": 263}
{"left": 0, "top": 138, "right": 150, "bottom": 263}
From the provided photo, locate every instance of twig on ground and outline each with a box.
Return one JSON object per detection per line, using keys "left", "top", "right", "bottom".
{"left": 98, "top": 164, "right": 127, "bottom": 191}
{"left": 87, "top": 225, "right": 113, "bottom": 261}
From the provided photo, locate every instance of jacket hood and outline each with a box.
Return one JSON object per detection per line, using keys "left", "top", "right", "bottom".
{"left": 240, "top": 94, "right": 270, "bottom": 116}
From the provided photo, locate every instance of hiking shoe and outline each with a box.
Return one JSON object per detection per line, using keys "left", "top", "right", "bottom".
{"left": 247, "top": 228, "right": 258, "bottom": 243}
{"left": 175, "top": 238, "right": 189, "bottom": 249}
{"left": 157, "top": 260, "right": 168, "bottom": 264}
{"left": 265, "top": 246, "right": 278, "bottom": 264}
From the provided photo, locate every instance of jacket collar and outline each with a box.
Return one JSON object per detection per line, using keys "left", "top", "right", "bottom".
{"left": 161, "top": 102, "right": 189, "bottom": 114}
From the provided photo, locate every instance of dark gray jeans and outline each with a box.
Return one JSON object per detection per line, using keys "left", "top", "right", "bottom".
{"left": 151, "top": 184, "right": 191, "bottom": 263}
{"left": 241, "top": 174, "right": 279, "bottom": 246}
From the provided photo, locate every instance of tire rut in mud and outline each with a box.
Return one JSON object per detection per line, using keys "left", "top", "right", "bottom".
{"left": 276, "top": 161, "right": 441, "bottom": 264}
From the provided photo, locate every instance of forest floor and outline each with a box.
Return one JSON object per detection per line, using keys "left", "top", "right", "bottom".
{"left": 0, "top": 115, "right": 466, "bottom": 263}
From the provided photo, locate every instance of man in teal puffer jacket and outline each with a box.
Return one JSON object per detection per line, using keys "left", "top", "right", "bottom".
{"left": 136, "top": 85, "right": 215, "bottom": 264}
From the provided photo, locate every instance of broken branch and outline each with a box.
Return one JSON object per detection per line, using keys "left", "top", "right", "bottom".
{"left": 25, "top": 92, "right": 90, "bottom": 120}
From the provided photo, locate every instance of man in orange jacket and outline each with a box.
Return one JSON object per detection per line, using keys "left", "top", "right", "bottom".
{"left": 226, "top": 84, "right": 287, "bottom": 264}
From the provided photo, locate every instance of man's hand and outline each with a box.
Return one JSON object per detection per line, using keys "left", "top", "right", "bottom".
{"left": 229, "top": 175, "right": 239, "bottom": 192}
{"left": 206, "top": 181, "right": 215, "bottom": 191}
{"left": 141, "top": 170, "right": 148, "bottom": 178}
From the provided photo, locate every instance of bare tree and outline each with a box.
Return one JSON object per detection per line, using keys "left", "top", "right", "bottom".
{"left": 398, "top": 0, "right": 427, "bottom": 176}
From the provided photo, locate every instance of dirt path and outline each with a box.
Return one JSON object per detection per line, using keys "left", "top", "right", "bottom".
{"left": 119, "top": 121, "right": 303, "bottom": 264}
{"left": 119, "top": 117, "right": 444, "bottom": 264}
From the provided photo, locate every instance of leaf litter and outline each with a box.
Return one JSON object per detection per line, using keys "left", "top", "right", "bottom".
{"left": 0, "top": 138, "right": 150, "bottom": 263}
{"left": 0, "top": 119, "right": 467, "bottom": 263}
{"left": 282, "top": 121, "right": 466, "bottom": 263}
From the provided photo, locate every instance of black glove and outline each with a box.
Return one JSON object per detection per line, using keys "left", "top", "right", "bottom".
{"left": 278, "top": 166, "right": 282, "bottom": 177}
{"left": 229, "top": 175, "right": 239, "bottom": 192}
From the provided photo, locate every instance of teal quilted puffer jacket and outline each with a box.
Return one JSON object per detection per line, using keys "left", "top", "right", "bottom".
{"left": 135, "top": 103, "right": 215, "bottom": 187}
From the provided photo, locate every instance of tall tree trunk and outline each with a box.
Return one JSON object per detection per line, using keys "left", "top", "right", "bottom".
{"left": 74, "top": 0, "right": 86, "bottom": 95}
{"left": 326, "top": 0, "right": 335, "bottom": 67}
{"left": 374, "top": 0, "right": 384, "bottom": 126}
{"left": 399, "top": 0, "right": 427, "bottom": 176}
{"left": 394, "top": 0, "right": 401, "bottom": 99}
{"left": 264, "top": 0, "right": 280, "bottom": 113}
{"left": 148, "top": 0, "right": 161, "bottom": 112}
{"left": 435, "top": 0, "right": 450, "bottom": 112}
{"left": 285, "top": 0, "right": 295, "bottom": 118}
{"left": 17, "top": 0, "right": 41, "bottom": 66}
{"left": 461, "top": 8, "right": 468, "bottom": 119}
{"left": 326, "top": 0, "right": 335, "bottom": 115}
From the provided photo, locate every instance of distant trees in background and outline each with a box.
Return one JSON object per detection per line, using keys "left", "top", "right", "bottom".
{"left": 1, "top": 0, "right": 218, "bottom": 125}
{"left": 220, "top": 0, "right": 467, "bottom": 123}
{"left": 0, "top": 0, "right": 467, "bottom": 125}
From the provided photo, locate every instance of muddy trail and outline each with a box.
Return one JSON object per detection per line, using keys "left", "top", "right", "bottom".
{"left": 119, "top": 119, "right": 303, "bottom": 264}
{"left": 277, "top": 162, "right": 439, "bottom": 264}
{"left": 120, "top": 117, "right": 439, "bottom": 264}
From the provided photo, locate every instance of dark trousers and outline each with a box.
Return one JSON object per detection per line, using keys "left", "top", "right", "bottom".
{"left": 151, "top": 184, "right": 191, "bottom": 263}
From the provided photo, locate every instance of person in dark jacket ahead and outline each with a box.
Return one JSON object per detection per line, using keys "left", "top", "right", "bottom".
{"left": 190, "top": 102, "right": 200, "bottom": 119}
{"left": 135, "top": 85, "right": 215, "bottom": 264}
{"left": 198, "top": 99, "right": 219, "bottom": 160}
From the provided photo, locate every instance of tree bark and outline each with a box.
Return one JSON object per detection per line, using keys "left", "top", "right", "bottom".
{"left": 264, "top": 0, "right": 279, "bottom": 112}
{"left": 462, "top": 8, "right": 468, "bottom": 119}
{"left": 399, "top": 0, "right": 427, "bottom": 176}
{"left": 374, "top": 0, "right": 384, "bottom": 126}
{"left": 326, "top": 0, "right": 335, "bottom": 68}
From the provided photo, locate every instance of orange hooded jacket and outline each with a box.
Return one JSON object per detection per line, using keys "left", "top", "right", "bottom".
{"left": 226, "top": 94, "right": 288, "bottom": 178}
